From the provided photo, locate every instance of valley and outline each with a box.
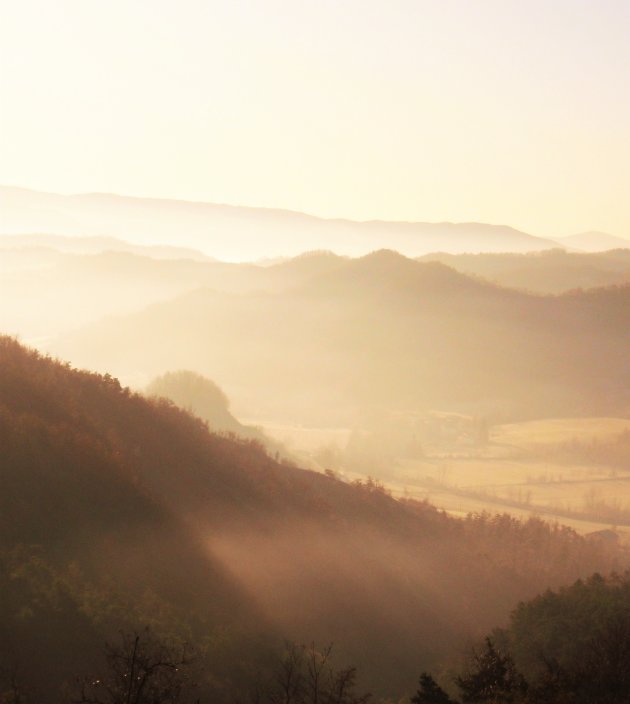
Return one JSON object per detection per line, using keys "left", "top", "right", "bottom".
{"left": 5, "top": 6, "right": 630, "bottom": 700}
{"left": 253, "top": 415, "right": 630, "bottom": 540}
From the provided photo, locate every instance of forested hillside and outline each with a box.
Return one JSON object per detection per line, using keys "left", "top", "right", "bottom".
{"left": 0, "top": 337, "right": 626, "bottom": 702}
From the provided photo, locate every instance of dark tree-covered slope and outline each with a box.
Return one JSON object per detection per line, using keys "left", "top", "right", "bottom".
{"left": 0, "top": 337, "right": 626, "bottom": 701}
{"left": 423, "top": 573, "right": 630, "bottom": 703}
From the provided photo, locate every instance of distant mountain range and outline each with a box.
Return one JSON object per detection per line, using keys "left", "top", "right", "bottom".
{"left": 0, "top": 185, "right": 571, "bottom": 259}
{"left": 0, "top": 232, "right": 211, "bottom": 260}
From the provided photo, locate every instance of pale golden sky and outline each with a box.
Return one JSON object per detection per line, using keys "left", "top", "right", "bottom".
{"left": 1, "top": 0, "right": 629, "bottom": 236}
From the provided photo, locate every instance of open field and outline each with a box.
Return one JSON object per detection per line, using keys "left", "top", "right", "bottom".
{"left": 380, "top": 458, "right": 630, "bottom": 541}
{"left": 257, "top": 415, "right": 630, "bottom": 542}
{"left": 493, "top": 417, "right": 630, "bottom": 452}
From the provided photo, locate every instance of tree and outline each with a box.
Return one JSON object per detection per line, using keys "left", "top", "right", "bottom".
{"left": 411, "top": 672, "right": 455, "bottom": 704}
{"left": 258, "top": 642, "right": 369, "bottom": 704}
{"left": 455, "top": 639, "right": 527, "bottom": 703}
{"left": 74, "top": 629, "right": 198, "bottom": 704}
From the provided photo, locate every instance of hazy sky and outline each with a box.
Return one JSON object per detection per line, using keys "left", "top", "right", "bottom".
{"left": 1, "top": 0, "right": 629, "bottom": 236}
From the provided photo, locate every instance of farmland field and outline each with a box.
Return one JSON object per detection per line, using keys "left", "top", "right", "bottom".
{"left": 257, "top": 415, "right": 630, "bottom": 542}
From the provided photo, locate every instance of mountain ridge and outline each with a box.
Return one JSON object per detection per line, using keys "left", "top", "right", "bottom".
{"left": 1, "top": 185, "right": 561, "bottom": 259}
{"left": 554, "top": 230, "right": 630, "bottom": 252}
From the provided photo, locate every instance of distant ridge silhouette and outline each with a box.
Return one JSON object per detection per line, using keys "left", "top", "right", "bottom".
{"left": 1, "top": 184, "right": 560, "bottom": 260}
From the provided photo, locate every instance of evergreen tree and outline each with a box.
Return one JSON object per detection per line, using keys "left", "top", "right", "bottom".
{"left": 411, "top": 673, "right": 455, "bottom": 704}
{"left": 455, "top": 639, "right": 526, "bottom": 703}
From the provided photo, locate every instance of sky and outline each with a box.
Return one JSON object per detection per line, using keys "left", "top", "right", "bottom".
{"left": 1, "top": 0, "right": 629, "bottom": 237}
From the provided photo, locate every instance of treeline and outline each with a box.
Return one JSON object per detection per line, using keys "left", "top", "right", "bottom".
{"left": 417, "top": 572, "right": 630, "bottom": 703}
{"left": 557, "top": 428, "right": 630, "bottom": 472}
{"left": 7, "top": 573, "right": 630, "bottom": 704}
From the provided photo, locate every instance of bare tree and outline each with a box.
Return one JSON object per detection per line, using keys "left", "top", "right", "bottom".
{"left": 74, "top": 629, "right": 198, "bottom": 704}
{"left": 268, "top": 643, "right": 305, "bottom": 704}
{"left": 260, "top": 643, "right": 368, "bottom": 704}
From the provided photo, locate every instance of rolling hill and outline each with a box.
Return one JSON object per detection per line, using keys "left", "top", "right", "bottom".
{"left": 51, "top": 250, "right": 630, "bottom": 423}
{"left": 0, "top": 248, "right": 347, "bottom": 339}
{"left": 7, "top": 245, "right": 630, "bottom": 344}
{"left": 145, "top": 369, "right": 282, "bottom": 453}
{"left": 419, "top": 249, "right": 630, "bottom": 293}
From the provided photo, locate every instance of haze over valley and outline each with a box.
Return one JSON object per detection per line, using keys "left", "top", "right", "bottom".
{"left": 3, "top": 1, "right": 630, "bottom": 702}
{"left": 3, "top": 227, "right": 630, "bottom": 541}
